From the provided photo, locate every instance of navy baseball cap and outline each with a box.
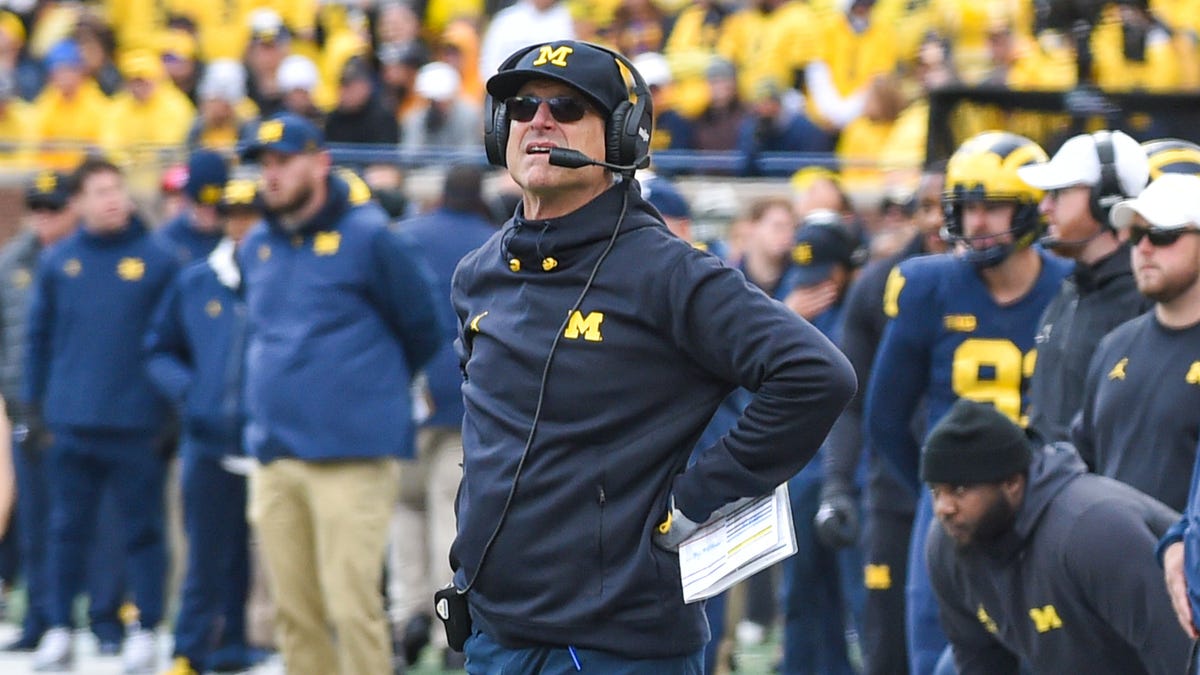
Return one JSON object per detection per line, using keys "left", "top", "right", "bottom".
{"left": 239, "top": 113, "right": 325, "bottom": 161}
{"left": 487, "top": 40, "right": 630, "bottom": 115}
{"left": 791, "top": 213, "right": 856, "bottom": 286}
{"left": 644, "top": 179, "right": 691, "bottom": 219}
{"left": 26, "top": 170, "right": 70, "bottom": 210}
{"left": 184, "top": 149, "right": 229, "bottom": 205}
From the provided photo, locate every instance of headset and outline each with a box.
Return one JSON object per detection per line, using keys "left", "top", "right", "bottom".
{"left": 1089, "top": 130, "right": 1121, "bottom": 225}
{"left": 483, "top": 41, "right": 654, "bottom": 175}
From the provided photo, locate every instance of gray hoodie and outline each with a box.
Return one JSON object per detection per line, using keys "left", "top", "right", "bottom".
{"left": 926, "top": 443, "right": 1191, "bottom": 675}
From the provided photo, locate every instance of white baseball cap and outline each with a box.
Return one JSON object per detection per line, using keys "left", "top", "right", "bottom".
{"left": 1017, "top": 130, "right": 1149, "bottom": 198}
{"left": 632, "top": 52, "right": 671, "bottom": 88}
{"left": 415, "top": 62, "right": 461, "bottom": 102}
{"left": 1110, "top": 173, "right": 1200, "bottom": 230}
{"left": 277, "top": 55, "right": 319, "bottom": 93}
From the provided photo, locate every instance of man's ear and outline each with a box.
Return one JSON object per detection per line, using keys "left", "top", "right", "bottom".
{"left": 1001, "top": 471, "right": 1026, "bottom": 504}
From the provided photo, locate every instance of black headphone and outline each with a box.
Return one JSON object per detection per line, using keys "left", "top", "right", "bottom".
{"left": 1090, "top": 130, "right": 1121, "bottom": 225}
{"left": 483, "top": 41, "right": 654, "bottom": 172}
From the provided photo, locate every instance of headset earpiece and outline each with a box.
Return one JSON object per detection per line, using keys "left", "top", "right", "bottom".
{"left": 1090, "top": 131, "right": 1120, "bottom": 225}
{"left": 484, "top": 94, "right": 509, "bottom": 167}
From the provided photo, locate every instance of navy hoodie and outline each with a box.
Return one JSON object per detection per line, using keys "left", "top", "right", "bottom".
{"left": 451, "top": 180, "right": 856, "bottom": 658}
{"left": 25, "top": 218, "right": 179, "bottom": 434}
{"left": 144, "top": 239, "right": 247, "bottom": 455}
{"left": 929, "top": 445, "right": 1188, "bottom": 674}
{"left": 156, "top": 210, "right": 224, "bottom": 265}
{"left": 238, "top": 174, "right": 443, "bottom": 462}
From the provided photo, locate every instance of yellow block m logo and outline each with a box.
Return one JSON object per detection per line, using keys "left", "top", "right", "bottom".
{"left": 1029, "top": 605, "right": 1063, "bottom": 633}
{"left": 533, "top": 45, "right": 574, "bottom": 67}
{"left": 257, "top": 119, "right": 284, "bottom": 143}
{"left": 1187, "top": 361, "right": 1200, "bottom": 385}
{"left": 564, "top": 311, "right": 604, "bottom": 342}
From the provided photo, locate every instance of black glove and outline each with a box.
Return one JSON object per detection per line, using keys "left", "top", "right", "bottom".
{"left": 814, "top": 481, "right": 860, "bottom": 549}
{"left": 154, "top": 413, "right": 181, "bottom": 460}
{"left": 17, "top": 404, "right": 52, "bottom": 457}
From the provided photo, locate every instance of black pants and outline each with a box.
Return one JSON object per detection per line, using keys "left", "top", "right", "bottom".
{"left": 861, "top": 508, "right": 914, "bottom": 675}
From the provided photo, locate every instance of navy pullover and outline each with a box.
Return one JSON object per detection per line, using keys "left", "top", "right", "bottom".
{"left": 156, "top": 211, "right": 224, "bottom": 265}
{"left": 450, "top": 181, "right": 856, "bottom": 658}
{"left": 144, "top": 239, "right": 247, "bottom": 455}
{"left": 25, "top": 218, "right": 179, "bottom": 433}
{"left": 238, "top": 174, "right": 442, "bottom": 463}
{"left": 402, "top": 207, "right": 496, "bottom": 429}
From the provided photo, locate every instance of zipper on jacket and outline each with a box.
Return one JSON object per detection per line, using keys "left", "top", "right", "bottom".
{"left": 597, "top": 483, "right": 605, "bottom": 595}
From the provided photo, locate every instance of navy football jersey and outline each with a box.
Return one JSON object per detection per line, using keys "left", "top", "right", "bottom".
{"left": 865, "top": 249, "right": 1071, "bottom": 491}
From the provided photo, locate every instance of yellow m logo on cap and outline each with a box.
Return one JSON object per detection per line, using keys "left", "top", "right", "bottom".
{"left": 533, "top": 45, "right": 573, "bottom": 68}
{"left": 258, "top": 119, "right": 284, "bottom": 143}
{"left": 35, "top": 171, "right": 57, "bottom": 194}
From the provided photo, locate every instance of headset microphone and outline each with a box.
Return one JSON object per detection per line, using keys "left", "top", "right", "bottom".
{"left": 547, "top": 147, "right": 644, "bottom": 173}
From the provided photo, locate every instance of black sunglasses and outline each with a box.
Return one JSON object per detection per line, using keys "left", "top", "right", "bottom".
{"left": 506, "top": 95, "right": 589, "bottom": 123}
{"left": 1128, "top": 226, "right": 1197, "bottom": 247}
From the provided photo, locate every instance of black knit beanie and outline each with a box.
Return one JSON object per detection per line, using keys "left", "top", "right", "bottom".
{"left": 920, "top": 398, "right": 1032, "bottom": 485}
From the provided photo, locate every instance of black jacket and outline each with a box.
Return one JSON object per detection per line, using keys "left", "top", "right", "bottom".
{"left": 324, "top": 95, "right": 401, "bottom": 145}
{"left": 1027, "top": 245, "right": 1149, "bottom": 443}
{"left": 927, "top": 444, "right": 1189, "bottom": 675}
{"left": 825, "top": 234, "right": 924, "bottom": 514}
{"left": 450, "top": 180, "right": 855, "bottom": 658}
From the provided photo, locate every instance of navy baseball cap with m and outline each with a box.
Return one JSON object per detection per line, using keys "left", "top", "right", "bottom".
{"left": 26, "top": 169, "right": 70, "bottom": 210}
{"left": 791, "top": 211, "right": 858, "bottom": 286}
{"left": 487, "top": 41, "right": 630, "bottom": 115}
{"left": 239, "top": 113, "right": 325, "bottom": 161}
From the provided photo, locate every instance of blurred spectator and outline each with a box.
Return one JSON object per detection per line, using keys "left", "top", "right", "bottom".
{"left": 0, "top": 169, "right": 76, "bottom": 653}
{"left": 641, "top": 173, "right": 694, "bottom": 241}
{"left": 374, "top": 1, "right": 424, "bottom": 48}
{"left": 479, "top": 0, "right": 575, "bottom": 77}
{"left": 156, "top": 149, "right": 229, "bottom": 264}
{"left": 0, "top": 70, "right": 32, "bottom": 166}
{"left": 402, "top": 61, "right": 481, "bottom": 150}
{"left": 737, "top": 78, "right": 832, "bottom": 177}
{"left": 691, "top": 58, "right": 745, "bottom": 152}
{"left": 633, "top": 51, "right": 693, "bottom": 151}
{"left": 160, "top": 29, "right": 201, "bottom": 104}
{"left": 245, "top": 9, "right": 291, "bottom": 118}
{"left": 31, "top": 40, "right": 110, "bottom": 170}
{"left": 378, "top": 41, "right": 427, "bottom": 119}
{"left": 600, "top": 0, "right": 667, "bottom": 58}
{"left": 325, "top": 57, "right": 400, "bottom": 146}
{"left": 72, "top": 14, "right": 120, "bottom": 96}
{"left": 159, "top": 163, "right": 190, "bottom": 221}
{"left": 803, "top": 0, "right": 898, "bottom": 133}
{"left": 740, "top": 197, "right": 798, "bottom": 297}
{"left": 276, "top": 54, "right": 324, "bottom": 127}
{"left": 837, "top": 75, "right": 905, "bottom": 193}
{"left": 437, "top": 18, "right": 484, "bottom": 104}
{"left": 0, "top": 10, "right": 43, "bottom": 101}
{"left": 102, "top": 49, "right": 195, "bottom": 161}
{"left": 27, "top": 157, "right": 180, "bottom": 673}
{"left": 144, "top": 176, "right": 261, "bottom": 675}
{"left": 388, "top": 165, "right": 496, "bottom": 670}
{"left": 780, "top": 214, "right": 863, "bottom": 675}
{"left": 187, "top": 59, "right": 257, "bottom": 152}
{"left": 663, "top": 0, "right": 731, "bottom": 118}
{"left": 1091, "top": 2, "right": 1179, "bottom": 92}
{"left": 718, "top": 0, "right": 788, "bottom": 102}
{"left": 363, "top": 163, "right": 411, "bottom": 219}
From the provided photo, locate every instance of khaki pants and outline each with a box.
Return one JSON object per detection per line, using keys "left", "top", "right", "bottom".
{"left": 388, "top": 428, "right": 463, "bottom": 646}
{"left": 248, "top": 457, "right": 400, "bottom": 675}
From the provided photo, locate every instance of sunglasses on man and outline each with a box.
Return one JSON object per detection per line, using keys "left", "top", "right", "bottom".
{"left": 1127, "top": 225, "right": 1199, "bottom": 247}
{"left": 506, "top": 95, "right": 589, "bottom": 124}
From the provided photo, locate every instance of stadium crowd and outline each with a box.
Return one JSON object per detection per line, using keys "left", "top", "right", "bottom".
{"left": 1, "top": 1, "right": 1200, "bottom": 675}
